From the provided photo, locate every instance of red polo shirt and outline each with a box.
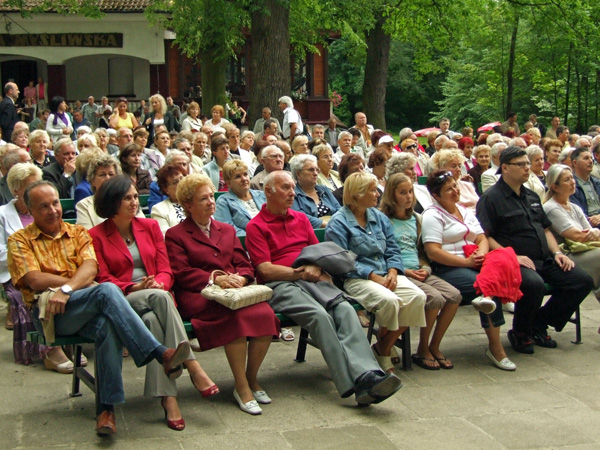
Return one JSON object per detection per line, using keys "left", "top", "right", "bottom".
{"left": 246, "top": 206, "right": 318, "bottom": 273}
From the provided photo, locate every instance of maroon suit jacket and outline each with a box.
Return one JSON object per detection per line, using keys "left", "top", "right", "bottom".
{"left": 165, "top": 217, "right": 254, "bottom": 319}
{"left": 89, "top": 217, "right": 174, "bottom": 294}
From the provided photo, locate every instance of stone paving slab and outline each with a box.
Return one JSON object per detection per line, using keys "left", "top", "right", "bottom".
{"left": 3, "top": 294, "right": 600, "bottom": 449}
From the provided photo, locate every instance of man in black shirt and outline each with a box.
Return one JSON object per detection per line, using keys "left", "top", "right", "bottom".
{"left": 476, "top": 147, "right": 593, "bottom": 353}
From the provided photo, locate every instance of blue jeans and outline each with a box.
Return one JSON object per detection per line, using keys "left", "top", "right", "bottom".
{"left": 434, "top": 265, "right": 505, "bottom": 329}
{"left": 33, "top": 283, "right": 161, "bottom": 405}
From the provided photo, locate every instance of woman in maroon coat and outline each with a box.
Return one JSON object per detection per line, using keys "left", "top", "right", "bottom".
{"left": 165, "top": 173, "right": 279, "bottom": 416}
{"left": 89, "top": 175, "right": 218, "bottom": 431}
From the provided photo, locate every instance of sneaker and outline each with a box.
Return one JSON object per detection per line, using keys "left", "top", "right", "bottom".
{"left": 503, "top": 302, "right": 515, "bottom": 314}
{"left": 507, "top": 329, "right": 534, "bottom": 354}
{"left": 471, "top": 296, "right": 496, "bottom": 314}
{"left": 531, "top": 329, "right": 558, "bottom": 348}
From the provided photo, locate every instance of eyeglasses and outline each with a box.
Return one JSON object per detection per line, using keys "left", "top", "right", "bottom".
{"left": 506, "top": 161, "right": 531, "bottom": 168}
{"left": 432, "top": 171, "right": 454, "bottom": 186}
{"left": 302, "top": 168, "right": 320, "bottom": 174}
{"left": 264, "top": 154, "right": 284, "bottom": 160}
{"left": 406, "top": 144, "right": 418, "bottom": 150}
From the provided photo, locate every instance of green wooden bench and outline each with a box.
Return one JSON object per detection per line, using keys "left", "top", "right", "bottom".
{"left": 27, "top": 331, "right": 97, "bottom": 409}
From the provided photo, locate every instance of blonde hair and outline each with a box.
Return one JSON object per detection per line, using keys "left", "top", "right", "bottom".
{"left": 430, "top": 149, "right": 465, "bottom": 170}
{"left": 176, "top": 173, "right": 215, "bottom": 212}
{"left": 150, "top": 93, "right": 168, "bottom": 115}
{"left": 87, "top": 154, "right": 122, "bottom": 191}
{"left": 7, "top": 163, "right": 43, "bottom": 195}
{"left": 343, "top": 172, "right": 378, "bottom": 208}
{"left": 312, "top": 144, "right": 331, "bottom": 159}
{"left": 222, "top": 159, "right": 248, "bottom": 183}
{"left": 76, "top": 147, "right": 104, "bottom": 178}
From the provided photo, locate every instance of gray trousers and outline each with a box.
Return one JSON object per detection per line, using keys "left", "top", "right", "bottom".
{"left": 267, "top": 281, "right": 381, "bottom": 396}
{"left": 127, "top": 289, "right": 194, "bottom": 397}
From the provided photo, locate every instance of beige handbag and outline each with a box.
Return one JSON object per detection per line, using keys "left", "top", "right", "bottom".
{"left": 201, "top": 270, "right": 272, "bottom": 310}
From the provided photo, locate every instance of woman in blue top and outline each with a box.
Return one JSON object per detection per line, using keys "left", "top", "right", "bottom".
{"left": 291, "top": 154, "right": 341, "bottom": 228}
{"left": 214, "top": 159, "right": 266, "bottom": 236}
{"left": 380, "top": 173, "right": 461, "bottom": 370}
{"left": 326, "top": 172, "right": 426, "bottom": 373}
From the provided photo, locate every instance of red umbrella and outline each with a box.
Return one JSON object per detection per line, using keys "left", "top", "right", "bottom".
{"left": 477, "top": 122, "right": 502, "bottom": 133}
{"left": 414, "top": 127, "right": 440, "bottom": 137}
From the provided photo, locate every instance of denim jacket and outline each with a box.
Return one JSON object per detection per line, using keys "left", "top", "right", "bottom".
{"left": 292, "top": 184, "right": 341, "bottom": 229}
{"left": 214, "top": 190, "right": 266, "bottom": 236}
{"left": 325, "top": 206, "right": 404, "bottom": 279}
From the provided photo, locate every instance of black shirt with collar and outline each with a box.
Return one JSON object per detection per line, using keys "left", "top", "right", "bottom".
{"left": 476, "top": 176, "right": 552, "bottom": 268}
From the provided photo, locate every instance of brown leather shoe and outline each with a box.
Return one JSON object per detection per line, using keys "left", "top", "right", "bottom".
{"left": 96, "top": 410, "right": 116, "bottom": 435}
{"left": 162, "top": 341, "right": 190, "bottom": 380}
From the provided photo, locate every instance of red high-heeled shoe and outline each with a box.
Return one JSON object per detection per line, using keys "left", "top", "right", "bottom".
{"left": 190, "top": 374, "right": 220, "bottom": 398}
{"left": 161, "top": 400, "right": 185, "bottom": 431}
{"left": 200, "top": 384, "right": 220, "bottom": 398}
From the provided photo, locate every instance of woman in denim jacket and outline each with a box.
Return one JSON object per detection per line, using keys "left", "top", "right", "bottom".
{"left": 326, "top": 172, "right": 426, "bottom": 373}
{"left": 291, "top": 154, "right": 340, "bottom": 228}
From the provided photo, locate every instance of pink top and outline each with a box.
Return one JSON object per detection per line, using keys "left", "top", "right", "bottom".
{"left": 24, "top": 86, "right": 36, "bottom": 102}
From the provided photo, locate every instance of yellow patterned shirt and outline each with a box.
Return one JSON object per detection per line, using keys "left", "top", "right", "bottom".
{"left": 7, "top": 221, "right": 97, "bottom": 308}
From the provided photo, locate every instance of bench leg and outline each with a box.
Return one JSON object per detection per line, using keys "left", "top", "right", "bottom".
{"left": 398, "top": 328, "right": 412, "bottom": 371}
{"left": 571, "top": 306, "right": 582, "bottom": 345}
{"left": 294, "top": 328, "right": 309, "bottom": 362}
{"left": 69, "top": 345, "right": 82, "bottom": 398}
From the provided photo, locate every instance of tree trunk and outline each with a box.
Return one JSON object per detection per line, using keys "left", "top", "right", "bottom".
{"left": 200, "top": 50, "right": 227, "bottom": 115}
{"left": 505, "top": 17, "right": 519, "bottom": 116}
{"left": 362, "top": 13, "right": 390, "bottom": 130}
{"left": 249, "top": 0, "right": 291, "bottom": 127}
{"left": 564, "top": 42, "right": 573, "bottom": 127}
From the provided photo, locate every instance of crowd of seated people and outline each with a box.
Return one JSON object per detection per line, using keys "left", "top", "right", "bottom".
{"left": 4, "top": 89, "right": 600, "bottom": 437}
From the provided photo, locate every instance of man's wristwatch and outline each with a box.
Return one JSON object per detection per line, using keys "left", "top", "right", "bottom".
{"left": 554, "top": 251, "right": 564, "bottom": 256}
{"left": 60, "top": 284, "right": 73, "bottom": 296}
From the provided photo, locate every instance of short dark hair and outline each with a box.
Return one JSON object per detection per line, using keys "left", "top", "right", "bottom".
{"left": 570, "top": 147, "right": 591, "bottom": 162}
{"left": 94, "top": 174, "right": 136, "bottom": 219}
{"left": 211, "top": 135, "right": 228, "bottom": 154}
{"left": 338, "top": 154, "right": 364, "bottom": 182}
{"left": 24, "top": 180, "right": 57, "bottom": 209}
{"left": 263, "top": 119, "right": 276, "bottom": 131}
{"left": 557, "top": 125, "right": 569, "bottom": 136}
{"left": 426, "top": 170, "right": 454, "bottom": 197}
{"left": 347, "top": 127, "right": 361, "bottom": 138}
{"left": 156, "top": 163, "right": 187, "bottom": 194}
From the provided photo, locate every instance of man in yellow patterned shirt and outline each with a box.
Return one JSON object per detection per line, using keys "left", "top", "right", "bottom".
{"left": 7, "top": 180, "right": 190, "bottom": 436}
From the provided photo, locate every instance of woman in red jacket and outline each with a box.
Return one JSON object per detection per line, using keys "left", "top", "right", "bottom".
{"left": 89, "top": 175, "right": 217, "bottom": 431}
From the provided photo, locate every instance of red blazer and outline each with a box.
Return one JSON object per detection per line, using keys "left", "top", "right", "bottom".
{"left": 89, "top": 217, "right": 174, "bottom": 294}
{"left": 165, "top": 217, "right": 254, "bottom": 319}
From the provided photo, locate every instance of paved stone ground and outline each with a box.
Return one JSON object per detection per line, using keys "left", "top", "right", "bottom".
{"left": 2, "top": 295, "right": 600, "bottom": 449}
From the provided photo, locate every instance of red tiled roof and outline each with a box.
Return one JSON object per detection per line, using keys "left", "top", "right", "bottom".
{"left": 0, "top": 1, "right": 151, "bottom": 13}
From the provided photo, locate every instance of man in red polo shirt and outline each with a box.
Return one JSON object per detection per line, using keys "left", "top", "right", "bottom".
{"left": 245, "top": 171, "right": 401, "bottom": 406}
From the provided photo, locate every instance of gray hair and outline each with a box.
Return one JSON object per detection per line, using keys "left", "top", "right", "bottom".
{"left": 260, "top": 144, "right": 283, "bottom": 161}
{"left": 337, "top": 130, "right": 352, "bottom": 142}
{"left": 544, "top": 164, "right": 572, "bottom": 203}
{"left": 558, "top": 147, "right": 575, "bottom": 163}
{"left": 241, "top": 130, "right": 255, "bottom": 141}
{"left": 311, "top": 144, "right": 331, "bottom": 159}
{"left": 386, "top": 153, "right": 417, "bottom": 179}
{"left": 77, "top": 133, "right": 98, "bottom": 147}
{"left": 278, "top": 96, "right": 293, "bottom": 108}
{"left": 490, "top": 142, "right": 507, "bottom": 158}
{"left": 398, "top": 127, "right": 413, "bottom": 142}
{"left": 2, "top": 151, "right": 22, "bottom": 172}
{"left": 165, "top": 149, "right": 190, "bottom": 164}
{"left": 77, "top": 126, "right": 92, "bottom": 135}
{"left": 263, "top": 170, "right": 293, "bottom": 194}
{"left": 525, "top": 145, "right": 543, "bottom": 161}
{"left": 53, "top": 137, "right": 74, "bottom": 155}
{"left": 289, "top": 154, "right": 317, "bottom": 180}
{"left": 486, "top": 133, "right": 502, "bottom": 146}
